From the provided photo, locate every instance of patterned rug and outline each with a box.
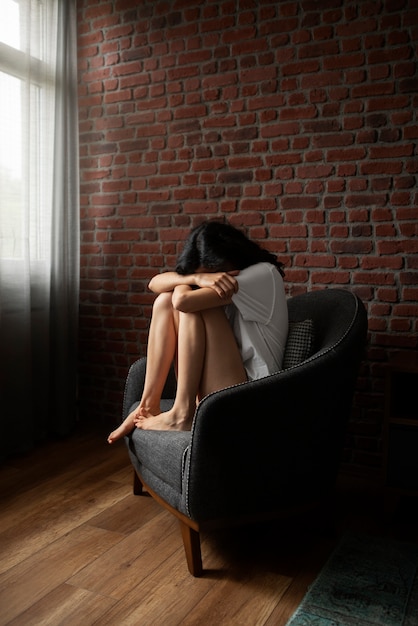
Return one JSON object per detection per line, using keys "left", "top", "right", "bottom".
{"left": 286, "top": 533, "right": 418, "bottom": 626}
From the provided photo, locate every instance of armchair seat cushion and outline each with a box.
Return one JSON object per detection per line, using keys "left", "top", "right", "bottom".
{"left": 128, "top": 429, "right": 191, "bottom": 498}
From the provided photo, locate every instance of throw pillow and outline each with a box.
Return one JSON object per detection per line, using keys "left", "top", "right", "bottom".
{"left": 282, "top": 319, "right": 314, "bottom": 369}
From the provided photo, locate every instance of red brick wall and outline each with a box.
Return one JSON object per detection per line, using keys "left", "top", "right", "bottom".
{"left": 77, "top": 0, "right": 418, "bottom": 473}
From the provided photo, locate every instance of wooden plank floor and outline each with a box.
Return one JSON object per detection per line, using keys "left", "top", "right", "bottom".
{"left": 1, "top": 422, "right": 417, "bottom": 626}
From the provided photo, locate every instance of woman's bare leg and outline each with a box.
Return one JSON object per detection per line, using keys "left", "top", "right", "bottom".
{"left": 107, "top": 293, "right": 178, "bottom": 443}
{"left": 137, "top": 307, "right": 247, "bottom": 431}
{"left": 135, "top": 308, "right": 205, "bottom": 430}
{"left": 138, "top": 292, "right": 178, "bottom": 413}
{"left": 198, "top": 306, "right": 247, "bottom": 398}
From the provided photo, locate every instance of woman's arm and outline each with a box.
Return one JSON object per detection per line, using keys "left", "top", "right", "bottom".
{"left": 148, "top": 271, "right": 239, "bottom": 300}
{"left": 148, "top": 272, "right": 196, "bottom": 294}
{"left": 171, "top": 284, "right": 232, "bottom": 313}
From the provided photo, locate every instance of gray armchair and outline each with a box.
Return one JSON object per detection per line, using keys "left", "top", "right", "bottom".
{"left": 123, "top": 288, "right": 368, "bottom": 576}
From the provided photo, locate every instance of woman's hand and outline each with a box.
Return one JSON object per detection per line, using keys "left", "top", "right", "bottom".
{"left": 194, "top": 271, "right": 239, "bottom": 299}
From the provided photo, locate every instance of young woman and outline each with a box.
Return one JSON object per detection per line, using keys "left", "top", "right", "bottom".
{"left": 108, "top": 220, "right": 288, "bottom": 442}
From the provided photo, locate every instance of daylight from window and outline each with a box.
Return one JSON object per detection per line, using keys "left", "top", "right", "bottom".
{"left": 0, "top": 0, "right": 21, "bottom": 180}
{"left": 0, "top": 0, "right": 23, "bottom": 258}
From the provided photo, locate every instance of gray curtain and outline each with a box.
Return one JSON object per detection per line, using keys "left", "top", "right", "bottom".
{"left": 0, "top": 0, "right": 79, "bottom": 460}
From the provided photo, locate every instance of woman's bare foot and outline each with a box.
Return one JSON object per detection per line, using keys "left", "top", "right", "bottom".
{"left": 107, "top": 404, "right": 161, "bottom": 443}
{"left": 107, "top": 416, "right": 136, "bottom": 444}
{"left": 135, "top": 407, "right": 193, "bottom": 431}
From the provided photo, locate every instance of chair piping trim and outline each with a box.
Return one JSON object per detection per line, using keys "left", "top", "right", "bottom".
{"left": 122, "top": 361, "right": 135, "bottom": 421}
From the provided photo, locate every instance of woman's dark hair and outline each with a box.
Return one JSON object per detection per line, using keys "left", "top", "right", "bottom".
{"left": 175, "top": 221, "right": 284, "bottom": 277}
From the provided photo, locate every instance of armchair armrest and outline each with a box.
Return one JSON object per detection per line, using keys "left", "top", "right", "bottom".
{"left": 185, "top": 345, "right": 360, "bottom": 521}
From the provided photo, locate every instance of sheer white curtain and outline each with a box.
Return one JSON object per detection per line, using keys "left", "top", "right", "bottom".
{"left": 0, "top": 0, "right": 79, "bottom": 459}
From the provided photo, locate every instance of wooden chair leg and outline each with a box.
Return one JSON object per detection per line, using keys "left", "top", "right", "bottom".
{"left": 133, "top": 469, "right": 143, "bottom": 495}
{"left": 131, "top": 470, "right": 202, "bottom": 576}
{"left": 179, "top": 520, "right": 203, "bottom": 577}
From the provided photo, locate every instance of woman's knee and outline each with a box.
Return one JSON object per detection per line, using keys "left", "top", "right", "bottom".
{"left": 152, "top": 291, "right": 174, "bottom": 314}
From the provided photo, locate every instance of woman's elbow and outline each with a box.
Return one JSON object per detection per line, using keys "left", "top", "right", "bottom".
{"left": 172, "top": 287, "right": 197, "bottom": 312}
{"left": 148, "top": 276, "right": 158, "bottom": 292}
{"left": 171, "top": 291, "right": 188, "bottom": 312}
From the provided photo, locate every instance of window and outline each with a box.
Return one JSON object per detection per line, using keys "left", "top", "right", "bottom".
{"left": 0, "top": 0, "right": 55, "bottom": 261}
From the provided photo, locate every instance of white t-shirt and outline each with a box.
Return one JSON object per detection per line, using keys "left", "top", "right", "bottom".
{"left": 225, "top": 262, "right": 288, "bottom": 381}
